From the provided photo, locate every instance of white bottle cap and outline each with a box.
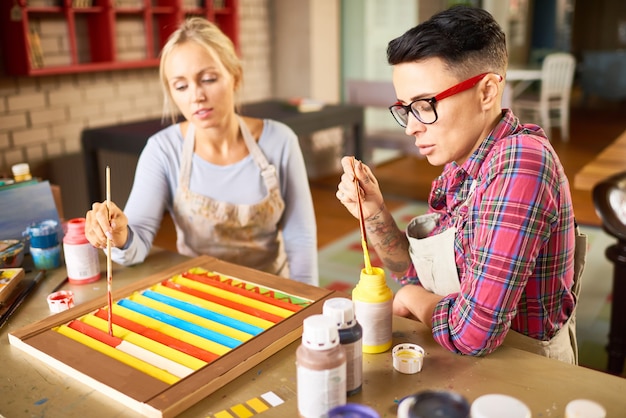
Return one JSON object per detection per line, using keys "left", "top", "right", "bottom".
{"left": 11, "top": 163, "right": 30, "bottom": 176}
{"left": 302, "top": 314, "right": 340, "bottom": 350}
{"left": 565, "top": 399, "right": 606, "bottom": 418}
{"left": 392, "top": 343, "right": 424, "bottom": 374}
{"left": 471, "top": 394, "right": 531, "bottom": 418}
{"left": 323, "top": 297, "right": 357, "bottom": 329}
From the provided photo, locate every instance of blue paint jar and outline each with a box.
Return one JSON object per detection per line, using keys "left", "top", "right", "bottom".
{"left": 30, "top": 245, "right": 61, "bottom": 270}
{"left": 24, "top": 220, "right": 60, "bottom": 248}
{"left": 24, "top": 219, "right": 62, "bottom": 270}
{"left": 328, "top": 403, "right": 380, "bottom": 417}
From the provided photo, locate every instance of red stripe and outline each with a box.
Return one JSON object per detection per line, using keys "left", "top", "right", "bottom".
{"left": 93, "top": 309, "right": 218, "bottom": 363}
{"left": 161, "top": 280, "right": 283, "bottom": 323}
{"left": 181, "top": 272, "right": 303, "bottom": 312}
{"left": 68, "top": 319, "right": 121, "bottom": 347}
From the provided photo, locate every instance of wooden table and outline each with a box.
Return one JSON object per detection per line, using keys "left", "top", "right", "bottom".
{"left": 2, "top": 252, "right": 626, "bottom": 417}
{"left": 81, "top": 99, "right": 365, "bottom": 204}
{"left": 574, "top": 128, "right": 626, "bottom": 191}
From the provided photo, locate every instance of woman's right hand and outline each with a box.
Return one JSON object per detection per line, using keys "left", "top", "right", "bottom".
{"left": 85, "top": 201, "right": 129, "bottom": 249}
{"left": 336, "top": 156, "right": 385, "bottom": 221}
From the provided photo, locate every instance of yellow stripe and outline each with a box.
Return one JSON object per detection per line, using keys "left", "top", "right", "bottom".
{"left": 172, "top": 276, "right": 293, "bottom": 318}
{"left": 245, "top": 397, "right": 269, "bottom": 413}
{"left": 151, "top": 284, "right": 274, "bottom": 329}
{"left": 54, "top": 325, "right": 179, "bottom": 384}
{"left": 230, "top": 404, "right": 253, "bottom": 418}
{"left": 111, "top": 304, "right": 230, "bottom": 356}
{"left": 79, "top": 314, "right": 206, "bottom": 370}
{"left": 129, "top": 293, "right": 252, "bottom": 342}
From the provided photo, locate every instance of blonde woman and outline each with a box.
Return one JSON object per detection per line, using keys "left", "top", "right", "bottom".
{"left": 86, "top": 17, "right": 318, "bottom": 285}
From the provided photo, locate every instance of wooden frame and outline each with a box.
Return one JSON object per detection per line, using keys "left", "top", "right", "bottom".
{"left": 9, "top": 255, "right": 337, "bottom": 417}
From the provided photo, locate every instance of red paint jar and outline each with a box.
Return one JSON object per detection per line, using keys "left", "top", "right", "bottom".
{"left": 63, "top": 218, "right": 101, "bottom": 284}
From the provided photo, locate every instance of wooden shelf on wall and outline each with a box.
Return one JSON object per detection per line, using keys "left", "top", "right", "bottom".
{"left": 0, "top": 0, "right": 239, "bottom": 77}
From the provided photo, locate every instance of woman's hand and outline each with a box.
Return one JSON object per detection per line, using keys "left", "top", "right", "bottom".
{"left": 85, "top": 201, "right": 129, "bottom": 249}
{"left": 336, "top": 156, "right": 385, "bottom": 220}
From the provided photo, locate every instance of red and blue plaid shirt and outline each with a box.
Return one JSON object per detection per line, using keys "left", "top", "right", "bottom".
{"left": 401, "top": 110, "right": 576, "bottom": 356}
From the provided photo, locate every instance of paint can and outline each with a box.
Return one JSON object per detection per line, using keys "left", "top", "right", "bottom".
{"left": 63, "top": 218, "right": 101, "bottom": 284}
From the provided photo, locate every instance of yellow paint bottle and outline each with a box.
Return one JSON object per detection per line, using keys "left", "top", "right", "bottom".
{"left": 352, "top": 266, "right": 393, "bottom": 353}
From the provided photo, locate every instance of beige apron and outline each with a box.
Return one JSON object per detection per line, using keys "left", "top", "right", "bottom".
{"left": 172, "top": 117, "right": 289, "bottom": 277}
{"left": 406, "top": 180, "right": 587, "bottom": 364}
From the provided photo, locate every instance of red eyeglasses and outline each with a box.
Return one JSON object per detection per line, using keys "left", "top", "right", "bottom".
{"left": 389, "top": 73, "right": 503, "bottom": 127}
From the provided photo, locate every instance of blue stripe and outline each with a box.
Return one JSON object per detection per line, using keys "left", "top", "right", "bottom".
{"left": 117, "top": 299, "right": 241, "bottom": 349}
{"left": 142, "top": 290, "right": 263, "bottom": 336}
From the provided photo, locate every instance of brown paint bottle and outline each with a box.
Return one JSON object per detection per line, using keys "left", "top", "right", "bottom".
{"left": 296, "top": 314, "right": 347, "bottom": 418}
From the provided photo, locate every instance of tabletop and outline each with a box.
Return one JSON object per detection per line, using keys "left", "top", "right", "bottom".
{"left": 574, "top": 128, "right": 626, "bottom": 191}
{"left": 2, "top": 251, "right": 625, "bottom": 418}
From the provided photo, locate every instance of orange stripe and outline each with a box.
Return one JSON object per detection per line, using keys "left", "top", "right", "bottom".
{"left": 94, "top": 309, "right": 219, "bottom": 363}
{"left": 182, "top": 272, "right": 304, "bottom": 312}
{"left": 162, "top": 280, "right": 283, "bottom": 323}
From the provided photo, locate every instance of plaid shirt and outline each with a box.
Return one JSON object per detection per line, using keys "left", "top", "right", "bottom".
{"left": 402, "top": 110, "right": 576, "bottom": 356}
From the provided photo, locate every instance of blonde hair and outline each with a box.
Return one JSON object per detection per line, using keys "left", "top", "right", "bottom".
{"left": 159, "top": 17, "right": 242, "bottom": 124}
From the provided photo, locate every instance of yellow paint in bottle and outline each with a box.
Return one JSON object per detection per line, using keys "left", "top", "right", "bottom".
{"left": 352, "top": 266, "right": 393, "bottom": 353}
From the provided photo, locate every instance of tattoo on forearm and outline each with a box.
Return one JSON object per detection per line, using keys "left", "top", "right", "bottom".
{"left": 365, "top": 206, "right": 411, "bottom": 274}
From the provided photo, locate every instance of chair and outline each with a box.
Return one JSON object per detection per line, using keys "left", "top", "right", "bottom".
{"left": 592, "top": 171, "right": 626, "bottom": 375}
{"left": 345, "top": 79, "right": 421, "bottom": 164}
{"left": 513, "top": 52, "right": 576, "bottom": 141}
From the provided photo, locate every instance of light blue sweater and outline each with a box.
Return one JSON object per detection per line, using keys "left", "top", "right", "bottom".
{"left": 111, "top": 119, "right": 318, "bottom": 285}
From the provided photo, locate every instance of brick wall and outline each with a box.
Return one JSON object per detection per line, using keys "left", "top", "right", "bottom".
{"left": 0, "top": 0, "right": 272, "bottom": 179}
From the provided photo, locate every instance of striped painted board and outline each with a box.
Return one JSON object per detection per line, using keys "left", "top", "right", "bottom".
{"left": 9, "top": 255, "right": 338, "bottom": 418}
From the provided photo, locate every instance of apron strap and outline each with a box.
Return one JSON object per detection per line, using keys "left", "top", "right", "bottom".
{"left": 237, "top": 116, "right": 280, "bottom": 192}
{"left": 179, "top": 122, "right": 196, "bottom": 188}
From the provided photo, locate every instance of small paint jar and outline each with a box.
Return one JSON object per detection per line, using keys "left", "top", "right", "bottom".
{"left": 11, "top": 163, "right": 32, "bottom": 182}
{"left": 328, "top": 403, "right": 380, "bottom": 417}
{"left": 24, "top": 220, "right": 61, "bottom": 270}
{"left": 47, "top": 290, "right": 75, "bottom": 313}
{"left": 397, "top": 390, "right": 470, "bottom": 418}
{"left": 565, "top": 399, "right": 606, "bottom": 418}
{"left": 471, "top": 394, "right": 530, "bottom": 418}
{"left": 25, "top": 219, "right": 59, "bottom": 249}
{"left": 30, "top": 245, "right": 62, "bottom": 270}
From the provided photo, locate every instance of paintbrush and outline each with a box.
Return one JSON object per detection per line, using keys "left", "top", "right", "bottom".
{"left": 351, "top": 157, "right": 373, "bottom": 275}
{"left": 106, "top": 165, "right": 113, "bottom": 336}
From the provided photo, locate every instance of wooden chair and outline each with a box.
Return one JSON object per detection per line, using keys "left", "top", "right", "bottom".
{"left": 513, "top": 52, "right": 576, "bottom": 141}
{"left": 592, "top": 171, "right": 626, "bottom": 375}
{"left": 345, "top": 79, "right": 421, "bottom": 164}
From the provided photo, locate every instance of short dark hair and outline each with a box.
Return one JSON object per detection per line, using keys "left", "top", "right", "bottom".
{"left": 387, "top": 5, "right": 507, "bottom": 78}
